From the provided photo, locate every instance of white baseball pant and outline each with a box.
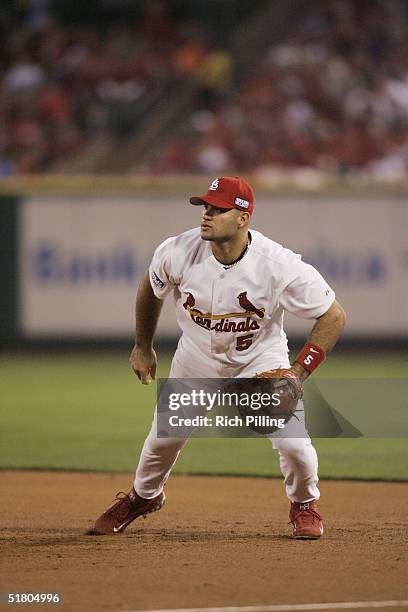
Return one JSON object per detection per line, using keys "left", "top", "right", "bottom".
{"left": 134, "top": 350, "right": 320, "bottom": 503}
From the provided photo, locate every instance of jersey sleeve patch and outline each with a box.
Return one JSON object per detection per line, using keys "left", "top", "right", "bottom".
{"left": 151, "top": 270, "right": 165, "bottom": 288}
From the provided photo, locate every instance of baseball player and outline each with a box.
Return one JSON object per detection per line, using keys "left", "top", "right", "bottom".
{"left": 93, "top": 176, "right": 346, "bottom": 539}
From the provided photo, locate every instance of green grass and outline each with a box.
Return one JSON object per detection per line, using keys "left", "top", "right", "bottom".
{"left": 0, "top": 350, "right": 407, "bottom": 480}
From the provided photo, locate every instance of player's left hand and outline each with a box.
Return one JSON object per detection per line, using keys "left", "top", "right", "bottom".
{"left": 223, "top": 367, "right": 303, "bottom": 434}
{"left": 255, "top": 367, "right": 303, "bottom": 395}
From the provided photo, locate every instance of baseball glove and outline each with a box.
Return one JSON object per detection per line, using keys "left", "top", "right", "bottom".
{"left": 224, "top": 368, "right": 302, "bottom": 434}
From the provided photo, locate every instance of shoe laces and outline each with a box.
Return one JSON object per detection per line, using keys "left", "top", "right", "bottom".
{"left": 290, "top": 507, "right": 322, "bottom": 526}
{"left": 106, "top": 491, "right": 133, "bottom": 519}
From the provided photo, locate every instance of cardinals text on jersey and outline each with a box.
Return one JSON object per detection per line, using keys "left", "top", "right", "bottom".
{"left": 149, "top": 228, "right": 335, "bottom": 369}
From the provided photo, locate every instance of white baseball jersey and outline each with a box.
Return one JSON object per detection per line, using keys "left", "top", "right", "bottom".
{"left": 149, "top": 228, "right": 334, "bottom": 375}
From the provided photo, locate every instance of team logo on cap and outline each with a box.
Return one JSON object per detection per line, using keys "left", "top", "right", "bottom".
{"left": 209, "top": 178, "right": 220, "bottom": 191}
{"left": 235, "top": 197, "right": 249, "bottom": 209}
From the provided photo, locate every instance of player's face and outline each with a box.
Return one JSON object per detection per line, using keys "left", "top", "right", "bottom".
{"left": 200, "top": 204, "right": 246, "bottom": 242}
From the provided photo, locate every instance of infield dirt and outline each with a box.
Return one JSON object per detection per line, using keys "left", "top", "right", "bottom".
{"left": 1, "top": 471, "right": 407, "bottom": 612}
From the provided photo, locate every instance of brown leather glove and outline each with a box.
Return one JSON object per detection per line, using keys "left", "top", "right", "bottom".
{"left": 224, "top": 368, "right": 302, "bottom": 434}
{"left": 255, "top": 367, "right": 302, "bottom": 399}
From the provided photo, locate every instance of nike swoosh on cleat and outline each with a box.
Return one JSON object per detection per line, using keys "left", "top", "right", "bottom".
{"left": 113, "top": 522, "right": 128, "bottom": 533}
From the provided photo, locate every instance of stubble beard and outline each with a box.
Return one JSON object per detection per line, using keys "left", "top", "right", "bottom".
{"left": 200, "top": 227, "right": 215, "bottom": 241}
{"left": 201, "top": 227, "right": 235, "bottom": 243}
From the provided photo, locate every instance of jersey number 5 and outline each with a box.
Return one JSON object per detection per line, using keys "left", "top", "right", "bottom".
{"left": 236, "top": 334, "right": 254, "bottom": 352}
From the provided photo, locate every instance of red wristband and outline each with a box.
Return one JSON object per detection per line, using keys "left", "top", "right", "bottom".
{"left": 295, "top": 342, "right": 326, "bottom": 373}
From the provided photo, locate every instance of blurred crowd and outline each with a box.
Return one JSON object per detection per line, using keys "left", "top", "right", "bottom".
{"left": 0, "top": 0, "right": 237, "bottom": 174}
{"left": 1, "top": 0, "right": 407, "bottom": 178}
{"left": 150, "top": 0, "right": 408, "bottom": 179}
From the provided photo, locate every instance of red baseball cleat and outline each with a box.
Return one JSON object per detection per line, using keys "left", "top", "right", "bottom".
{"left": 93, "top": 488, "right": 165, "bottom": 535}
{"left": 289, "top": 500, "right": 324, "bottom": 539}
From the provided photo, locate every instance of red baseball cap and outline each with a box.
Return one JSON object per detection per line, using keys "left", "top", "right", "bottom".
{"left": 190, "top": 176, "right": 254, "bottom": 215}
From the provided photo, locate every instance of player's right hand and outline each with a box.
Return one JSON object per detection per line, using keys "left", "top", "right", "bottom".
{"left": 129, "top": 344, "right": 157, "bottom": 385}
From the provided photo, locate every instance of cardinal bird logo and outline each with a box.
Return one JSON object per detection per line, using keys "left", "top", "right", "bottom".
{"left": 237, "top": 291, "right": 265, "bottom": 318}
{"left": 183, "top": 292, "right": 196, "bottom": 310}
{"left": 182, "top": 290, "right": 264, "bottom": 332}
